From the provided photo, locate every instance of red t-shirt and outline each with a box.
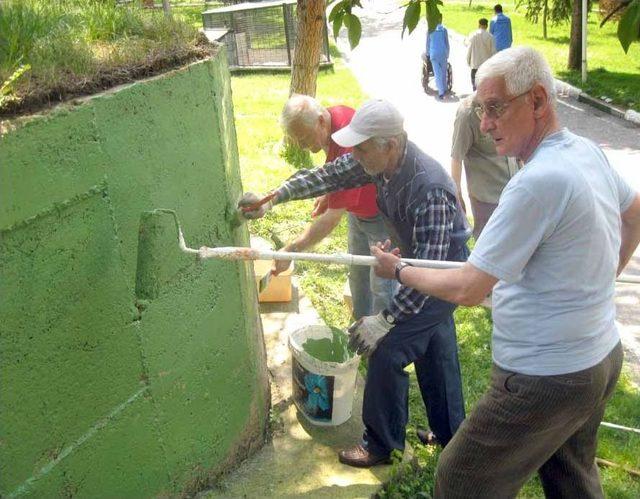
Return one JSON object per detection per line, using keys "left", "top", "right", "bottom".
{"left": 325, "top": 106, "right": 378, "bottom": 219}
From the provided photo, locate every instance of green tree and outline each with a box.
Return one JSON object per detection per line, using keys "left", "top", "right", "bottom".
{"left": 516, "top": 0, "right": 572, "bottom": 39}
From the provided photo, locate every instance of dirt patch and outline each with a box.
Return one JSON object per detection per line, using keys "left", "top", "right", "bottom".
{"left": 1, "top": 36, "right": 218, "bottom": 119}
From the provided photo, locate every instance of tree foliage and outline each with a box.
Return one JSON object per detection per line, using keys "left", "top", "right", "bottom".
{"left": 516, "top": 0, "right": 573, "bottom": 29}
{"left": 612, "top": 0, "right": 640, "bottom": 52}
{"left": 328, "top": 0, "right": 640, "bottom": 54}
{"left": 329, "top": 0, "right": 442, "bottom": 48}
{"left": 329, "top": 0, "right": 363, "bottom": 48}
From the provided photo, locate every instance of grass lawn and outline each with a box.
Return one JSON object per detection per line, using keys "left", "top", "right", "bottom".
{"left": 231, "top": 50, "right": 640, "bottom": 497}
{"left": 440, "top": 0, "right": 640, "bottom": 110}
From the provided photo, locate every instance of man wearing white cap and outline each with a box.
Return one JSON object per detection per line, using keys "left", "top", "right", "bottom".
{"left": 240, "top": 99, "right": 471, "bottom": 467}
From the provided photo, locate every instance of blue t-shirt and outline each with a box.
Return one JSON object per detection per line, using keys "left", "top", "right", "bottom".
{"left": 469, "top": 129, "right": 635, "bottom": 375}
{"left": 490, "top": 13, "right": 512, "bottom": 51}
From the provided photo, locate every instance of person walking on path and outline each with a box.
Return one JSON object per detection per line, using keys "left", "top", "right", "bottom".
{"left": 274, "top": 95, "right": 395, "bottom": 319}
{"left": 240, "top": 99, "right": 470, "bottom": 468}
{"left": 490, "top": 4, "right": 513, "bottom": 52}
{"left": 427, "top": 19, "right": 450, "bottom": 100}
{"left": 466, "top": 18, "right": 496, "bottom": 90}
{"left": 371, "top": 46, "right": 640, "bottom": 498}
{"left": 451, "top": 95, "right": 519, "bottom": 238}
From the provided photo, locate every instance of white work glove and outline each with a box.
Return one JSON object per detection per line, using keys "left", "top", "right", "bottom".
{"left": 347, "top": 312, "right": 394, "bottom": 357}
{"left": 237, "top": 192, "right": 274, "bottom": 220}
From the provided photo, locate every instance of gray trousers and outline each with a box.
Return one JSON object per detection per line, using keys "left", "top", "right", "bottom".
{"left": 347, "top": 213, "right": 395, "bottom": 319}
{"left": 469, "top": 196, "right": 498, "bottom": 240}
{"left": 435, "top": 341, "right": 623, "bottom": 498}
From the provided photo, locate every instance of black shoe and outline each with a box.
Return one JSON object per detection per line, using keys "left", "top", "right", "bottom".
{"left": 416, "top": 429, "right": 440, "bottom": 447}
{"left": 338, "top": 444, "right": 391, "bottom": 468}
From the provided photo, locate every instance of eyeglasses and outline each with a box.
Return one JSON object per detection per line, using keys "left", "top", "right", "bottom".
{"left": 473, "top": 89, "right": 531, "bottom": 120}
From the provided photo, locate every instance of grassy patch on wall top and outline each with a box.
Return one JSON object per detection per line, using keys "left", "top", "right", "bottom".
{"left": 0, "top": 0, "right": 211, "bottom": 116}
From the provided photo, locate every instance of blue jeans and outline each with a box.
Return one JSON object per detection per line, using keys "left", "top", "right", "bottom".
{"left": 362, "top": 296, "right": 466, "bottom": 456}
{"left": 347, "top": 213, "right": 396, "bottom": 320}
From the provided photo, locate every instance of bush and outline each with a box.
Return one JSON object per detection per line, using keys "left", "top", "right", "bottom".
{"left": 0, "top": 0, "right": 202, "bottom": 114}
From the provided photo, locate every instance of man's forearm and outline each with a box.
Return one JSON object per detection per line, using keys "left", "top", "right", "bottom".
{"left": 399, "top": 263, "right": 496, "bottom": 306}
{"left": 286, "top": 208, "right": 345, "bottom": 252}
{"left": 274, "top": 154, "right": 370, "bottom": 204}
{"left": 450, "top": 158, "right": 464, "bottom": 197}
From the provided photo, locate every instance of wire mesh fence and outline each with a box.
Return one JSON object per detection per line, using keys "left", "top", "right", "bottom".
{"left": 202, "top": 0, "right": 330, "bottom": 69}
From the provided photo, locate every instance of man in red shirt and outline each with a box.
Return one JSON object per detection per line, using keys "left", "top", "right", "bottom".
{"left": 273, "top": 94, "right": 394, "bottom": 319}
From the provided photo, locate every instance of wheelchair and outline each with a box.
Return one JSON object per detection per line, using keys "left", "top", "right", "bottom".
{"left": 421, "top": 55, "right": 453, "bottom": 94}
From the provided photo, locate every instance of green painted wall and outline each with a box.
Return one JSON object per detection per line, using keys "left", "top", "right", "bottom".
{"left": 0, "top": 54, "right": 270, "bottom": 497}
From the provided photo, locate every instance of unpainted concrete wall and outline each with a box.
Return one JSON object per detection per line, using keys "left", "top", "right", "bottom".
{"left": 0, "top": 53, "right": 269, "bottom": 497}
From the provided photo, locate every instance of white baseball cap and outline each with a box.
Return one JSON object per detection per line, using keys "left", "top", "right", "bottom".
{"left": 332, "top": 99, "right": 404, "bottom": 147}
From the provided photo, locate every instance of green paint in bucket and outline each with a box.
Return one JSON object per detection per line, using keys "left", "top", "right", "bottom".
{"left": 302, "top": 326, "right": 353, "bottom": 363}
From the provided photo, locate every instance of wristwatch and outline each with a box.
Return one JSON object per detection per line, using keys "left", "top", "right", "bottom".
{"left": 395, "top": 261, "right": 412, "bottom": 285}
{"left": 381, "top": 309, "right": 395, "bottom": 325}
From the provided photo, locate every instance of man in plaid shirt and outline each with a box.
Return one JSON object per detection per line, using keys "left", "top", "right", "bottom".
{"left": 241, "top": 100, "right": 471, "bottom": 467}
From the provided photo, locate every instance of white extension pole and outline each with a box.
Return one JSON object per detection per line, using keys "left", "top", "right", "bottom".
{"left": 582, "top": 0, "right": 587, "bottom": 82}
{"left": 179, "top": 230, "right": 640, "bottom": 284}
{"left": 178, "top": 227, "right": 462, "bottom": 269}
{"left": 196, "top": 246, "right": 465, "bottom": 270}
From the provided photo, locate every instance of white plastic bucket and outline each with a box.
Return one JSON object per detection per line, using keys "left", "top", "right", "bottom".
{"left": 288, "top": 325, "right": 360, "bottom": 426}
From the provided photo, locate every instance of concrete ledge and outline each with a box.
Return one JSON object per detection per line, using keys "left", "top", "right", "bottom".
{"left": 554, "top": 78, "right": 639, "bottom": 127}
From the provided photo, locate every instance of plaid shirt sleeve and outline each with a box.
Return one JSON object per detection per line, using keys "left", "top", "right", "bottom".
{"left": 273, "top": 153, "right": 372, "bottom": 203}
{"left": 388, "top": 188, "right": 458, "bottom": 322}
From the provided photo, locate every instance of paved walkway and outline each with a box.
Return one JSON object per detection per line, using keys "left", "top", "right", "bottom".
{"left": 336, "top": 0, "right": 640, "bottom": 381}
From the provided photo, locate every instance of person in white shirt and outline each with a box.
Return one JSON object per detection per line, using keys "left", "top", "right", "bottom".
{"left": 466, "top": 18, "right": 496, "bottom": 90}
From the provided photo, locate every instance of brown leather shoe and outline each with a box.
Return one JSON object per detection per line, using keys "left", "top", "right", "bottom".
{"left": 416, "top": 429, "right": 440, "bottom": 447}
{"left": 338, "top": 444, "right": 391, "bottom": 468}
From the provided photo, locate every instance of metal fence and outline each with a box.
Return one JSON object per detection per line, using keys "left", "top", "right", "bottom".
{"left": 202, "top": 0, "right": 331, "bottom": 69}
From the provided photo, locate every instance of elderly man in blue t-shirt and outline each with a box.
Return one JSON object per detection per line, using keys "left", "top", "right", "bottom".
{"left": 372, "top": 46, "right": 640, "bottom": 497}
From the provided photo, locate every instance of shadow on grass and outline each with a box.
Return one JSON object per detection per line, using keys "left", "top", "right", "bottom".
{"left": 558, "top": 68, "right": 640, "bottom": 110}
{"left": 532, "top": 35, "right": 570, "bottom": 44}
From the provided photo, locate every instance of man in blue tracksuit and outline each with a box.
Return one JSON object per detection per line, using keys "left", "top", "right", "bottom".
{"left": 490, "top": 4, "right": 513, "bottom": 51}
{"left": 427, "top": 19, "right": 450, "bottom": 100}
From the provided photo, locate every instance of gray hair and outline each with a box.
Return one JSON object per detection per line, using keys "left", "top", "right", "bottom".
{"left": 280, "top": 94, "right": 325, "bottom": 131}
{"left": 476, "top": 46, "right": 556, "bottom": 103}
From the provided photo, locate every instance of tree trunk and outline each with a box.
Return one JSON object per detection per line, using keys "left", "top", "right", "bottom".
{"left": 543, "top": 0, "right": 548, "bottom": 39}
{"left": 568, "top": 0, "right": 582, "bottom": 70}
{"left": 289, "top": 0, "right": 325, "bottom": 97}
